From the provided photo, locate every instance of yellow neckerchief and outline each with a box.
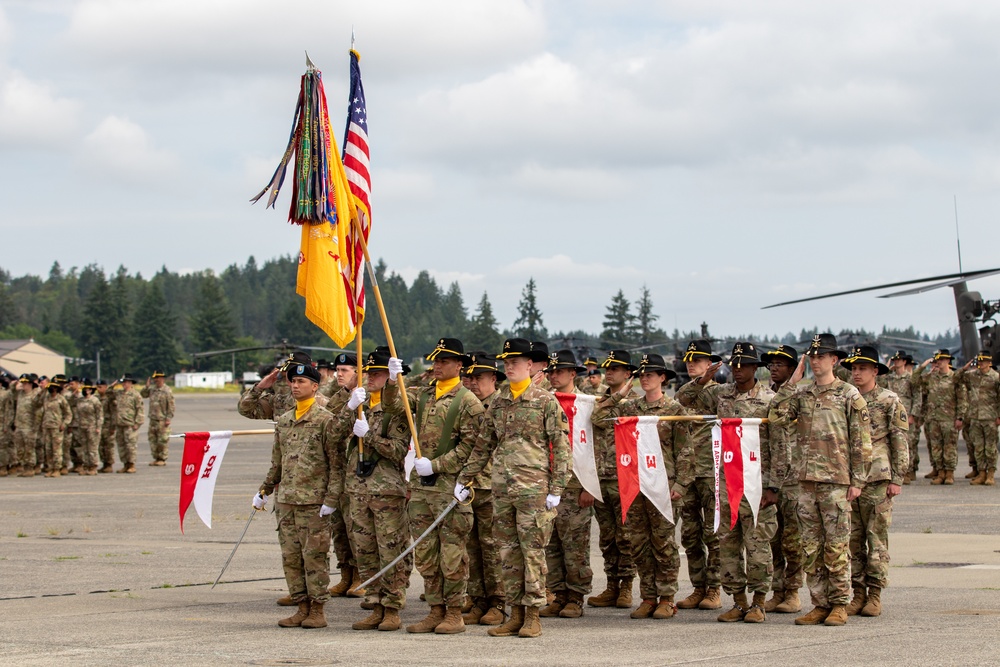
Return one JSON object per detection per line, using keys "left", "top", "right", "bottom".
{"left": 295, "top": 397, "right": 315, "bottom": 420}
{"left": 369, "top": 390, "right": 382, "bottom": 408}
{"left": 510, "top": 377, "right": 531, "bottom": 399}
{"left": 435, "top": 376, "right": 461, "bottom": 400}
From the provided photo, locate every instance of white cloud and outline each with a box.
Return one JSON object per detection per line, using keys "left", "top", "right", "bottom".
{"left": 507, "top": 163, "right": 631, "bottom": 200}
{"left": 79, "top": 115, "right": 178, "bottom": 183}
{"left": 0, "top": 71, "right": 79, "bottom": 148}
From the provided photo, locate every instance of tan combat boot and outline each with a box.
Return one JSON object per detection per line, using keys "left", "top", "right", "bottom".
{"left": 924, "top": 467, "right": 939, "bottom": 479}
{"left": 763, "top": 590, "right": 785, "bottom": 612}
{"left": 699, "top": 586, "right": 723, "bottom": 610}
{"left": 300, "top": 600, "right": 327, "bottom": 628}
{"left": 518, "top": 606, "right": 542, "bottom": 638}
{"left": 652, "top": 596, "right": 677, "bottom": 619}
{"left": 461, "top": 596, "right": 474, "bottom": 613}
{"left": 676, "top": 587, "right": 705, "bottom": 609}
{"left": 774, "top": 589, "right": 801, "bottom": 613}
{"left": 616, "top": 576, "right": 634, "bottom": 608}
{"left": 970, "top": 470, "right": 987, "bottom": 485}
{"left": 846, "top": 586, "right": 867, "bottom": 616}
{"left": 717, "top": 591, "right": 748, "bottom": 622}
{"left": 860, "top": 587, "right": 882, "bottom": 617}
{"left": 352, "top": 604, "right": 384, "bottom": 630}
{"left": 743, "top": 592, "right": 767, "bottom": 623}
{"left": 943, "top": 470, "right": 955, "bottom": 485}
{"left": 902, "top": 475, "right": 911, "bottom": 485}
{"left": 795, "top": 606, "right": 830, "bottom": 625}
{"left": 328, "top": 566, "right": 353, "bottom": 596}
{"left": 630, "top": 599, "right": 657, "bottom": 619}
{"left": 488, "top": 604, "right": 524, "bottom": 637}
{"left": 347, "top": 567, "right": 365, "bottom": 597}
{"left": 434, "top": 606, "right": 466, "bottom": 634}
{"left": 276, "top": 594, "right": 296, "bottom": 607}
{"left": 824, "top": 604, "right": 848, "bottom": 626}
{"left": 480, "top": 596, "right": 506, "bottom": 625}
{"left": 378, "top": 607, "right": 401, "bottom": 631}
{"left": 463, "top": 597, "right": 488, "bottom": 624}
{"left": 539, "top": 592, "right": 566, "bottom": 618}
{"left": 277, "top": 600, "right": 310, "bottom": 627}
{"left": 965, "top": 468, "right": 979, "bottom": 479}
{"left": 931, "top": 472, "right": 945, "bottom": 485}
{"left": 559, "top": 592, "right": 584, "bottom": 618}
{"left": 99, "top": 464, "right": 113, "bottom": 473}
{"left": 587, "top": 580, "right": 620, "bottom": 607}
{"left": 406, "top": 604, "right": 445, "bottom": 633}
{"left": 0, "top": 466, "right": 7, "bottom": 477}
{"left": 985, "top": 468, "right": 996, "bottom": 486}
{"left": 124, "top": 464, "right": 136, "bottom": 474}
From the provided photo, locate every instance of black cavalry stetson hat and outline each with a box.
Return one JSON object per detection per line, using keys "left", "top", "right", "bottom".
{"left": 583, "top": 356, "right": 600, "bottom": 367}
{"left": 635, "top": 353, "right": 677, "bottom": 381}
{"left": 888, "top": 350, "right": 912, "bottom": 363}
{"left": 841, "top": 345, "right": 890, "bottom": 375}
{"left": 601, "top": 349, "right": 638, "bottom": 371}
{"left": 279, "top": 350, "right": 313, "bottom": 371}
{"left": 497, "top": 338, "right": 532, "bottom": 359}
{"left": 728, "top": 341, "right": 762, "bottom": 367}
{"left": 286, "top": 361, "right": 321, "bottom": 383}
{"left": 528, "top": 341, "right": 550, "bottom": 363}
{"left": 364, "top": 346, "right": 410, "bottom": 375}
{"left": 682, "top": 339, "right": 722, "bottom": 363}
{"left": 547, "top": 349, "right": 586, "bottom": 373}
{"left": 465, "top": 352, "right": 507, "bottom": 382}
{"left": 761, "top": 344, "right": 799, "bottom": 366}
{"left": 932, "top": 349, "right": 954, "bottom": 361}
{"left": 119, "top": 373, "right": 138, "bottom": 383}
{"left": 427, "top": 337, "right": 472, "bottom": 364}
{"left": 315, "top": 358, "right": 330, "bottom": 370}
{"left": 805, "top": 333, "right": 848, "bottom": 360}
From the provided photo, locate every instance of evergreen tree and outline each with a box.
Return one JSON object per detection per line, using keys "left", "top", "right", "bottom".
{"left": 466, "top": 291, "right": 503, "bottom": 353}
{"left": 635, "top": 285, "right": 659, "bottom": 345}
{"left": 512, "top": 278, "right": 547, "bottom": 341}
{"left": 190, "top": 272, "right": 237, "bottom": 369}
{"left": 80, "top": 273, "right": 128, "bottom": 376}
{"left": 110, "top": 267, "right": 133, "bottom": 373}
{"left": 601, "top": 289, "right": 636, "bottom": 345}
{"left": 275, "top": 298, "right": 317, "bottom": 343}
{"left": 440, "top": 282, "right": 468, "bottom": 338}
{"left": 0, "top": 282, "right": 14, "bottom": 330}
{"left": 131, "top": 282, "right": 179, "bottom": 376}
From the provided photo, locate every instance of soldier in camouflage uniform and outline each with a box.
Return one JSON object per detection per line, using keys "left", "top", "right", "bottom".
{"left": 842, "top": 346, "right": 908, "bottom": 618}
{"left": 115, "top": 374, "right": 145, "bottom": 473}
{"left": 597, "top": 353, "right": 692, "bottom": 620}
{"left": 540, "top": 350, "right": 594, "bottom": 620}
{"left": 680, "top": 343, "right": 779, "bottom": 623}
{"left": 96, "top": 379, "right": 118, "bottom": 473}
{"left": 315, "top": 359, "right": 336, "bottom": 398}
{"left": 913, "top": 350, "right": 967, "bottom": 485}
{"left": 39, "top": 378, "right": 73, "bottom": 478}
{"left": 62, "top": 377, "right": 83, "bottom": 474}
{"left": 675, "top": 340, "right": 725, "bottom": 611}
{"left": 770, "top": 334, "right": 872, "bottom": 627}
{"left": 386, "top": 337, "right": 484, "bottom": 635}
{"left": 238, "top": 351, "right": 309, "bottom": 421}
{"left": 13, "top": 375, "right": 43, "bottom": 476}
{"left": 141, "top": 371, "right": 175, "bottom": 466}
{"left": 258, "top": 362, "right": 339, "bottom": 629}
{"left": 75, "top": 380, "right": 104, "bottom": 475}
{"left": 880, "top": 351, "right": 922, "bottom": 484}
{"left": 0, "top": 374, "right": 14, "bottom": 476}
{"left": 461, "top": 352, "right": 507, "bottom": 625}
{"left": 958, "top": 352, "right": 1000, "bottom": 486}
{"left": 330, "top": 347, "right": 412, "bottom": 632}
{"left": 458, "top": 337, "right": 572, "bottom": 638}
{"left": 761, "top": 345, "right": 804, "bottom": 614}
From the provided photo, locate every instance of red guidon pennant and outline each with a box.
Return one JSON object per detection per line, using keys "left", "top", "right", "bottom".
{"left": 179, "top": 431, "right": 232, "bottom": 533}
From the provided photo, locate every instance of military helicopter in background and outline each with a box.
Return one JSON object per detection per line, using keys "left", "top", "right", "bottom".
{"left": 191, "top": 339, "right": 350, "bottom": 382}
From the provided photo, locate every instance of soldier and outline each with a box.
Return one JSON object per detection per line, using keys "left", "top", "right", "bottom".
{"left": 13, "top": 374, "right": 42, "bottom": 477}
{"left": 75, "top": 379, "right": 104, "bottom": 475}
{"left": 387, "top": 337, "right": 484, "bottom": 634}
{"left": 38, "top": 377, "right": 73, "bottom": 478}
{"left": 0, "top": 373, "right": 14, "bottom": 476}
{"left": 461, "top": 352, "right": 507, "bottom": 626}
{"left": 675, "top": 340, "right": 724, "bottom": 611}
{"left": 238, "top": 352, "right": 309, "bottom": 421}
{"left": 769, "top": 333, "right": 871, "bottom": 626}
{"left": 257, "top": 361, "right": 339, "bottom": 629}
{"left": 529, "top": 341, "right": 552, "bottom": 390}
{"left": 597, "top": 353, "right": 692, "bottom": 620}
{"left": 587, "top": 349, "right": 639, "bottom": 610}
{"left": 96, "top": 379, "right": 118, "bottom": 473}
{"left": 62, "top": 376, "right": 83, "bottom": 474}
{"left": 141, "top": 371, "right": 175, "bottom": 466}
{"left": 575, "top": 356, "right": 601, "bottom": 394}
{"left": 958, "top": 352, "right": 1000, "bottom": 486}
{"left": 324, "top": 352, "right": 361, "bottom": 599}
{"left": 457, "top": 337, "right": 571, "bottom": 638}
{"left": 330, "top": 347, "right": 413, "bottom": 631}
{"left": 913, "top": 350, "right": 967, "bottom": 485}
{"left": 679, "top": 343, "right": 778, "bottom": 623}
{"left": 540, "top": 350, "right": 594, "bottom": 620}
{"left": 841, "top": 345, "right": 908, "bottom": 617}
{"left": 761, "top": 344, "right": 804, "bottom": 614}
{"left": 880, "top": 351, "right": 922, "bottom": 484}
{"left": 115, "top": 373, "right": 145, "bottom": 473}
{"left": 316, "top": 359, "right": 336, "bottom": 398}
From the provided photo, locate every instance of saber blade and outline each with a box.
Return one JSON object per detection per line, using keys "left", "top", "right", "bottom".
{"left": 212, "top": 508, "right": 259, "bottom": 589}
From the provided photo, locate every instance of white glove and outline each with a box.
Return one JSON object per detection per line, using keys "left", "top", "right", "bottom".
{"left": 347, "top": 387, "right": 367, "bottom": 410}
{"left": 545, "top": 494, "right": 561, "bottom": 510}
{"left": 252, "top": 492, "right": 267, "bottom": 510}
{"left": 454, "top": 483, "right": 470, "bottom": 502}
{"left": 414, "top": 457, "right": 434, "bottom": 476}
{"left": 388, "top": 357, "right": 404, "bottom": 381}
{"left": 319, "top": 504, "right": 336, "bottom": 517}
{"left": 353, "top": 416, "right": 370, "bottom": 438}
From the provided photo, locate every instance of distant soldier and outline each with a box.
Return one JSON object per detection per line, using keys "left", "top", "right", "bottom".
{"left": 913, "top": 350, "right": 967, "bottom": 485}
{"left": 841, "top": 346, "right": 908, "bottom": 618}
{"left": 141, "top": 371, "right": 175, "bottom": 466}
{"left": 880, "top": 351, "right": 922, "bottom": 484}
{"left": 12, "top": 374, "right": 43, "bottom": 477}
{"left": 115, "top": 373, "right": 145, "bottom": 473}
{"left": 257, "top": 361, "right": 339, "bottom": 629}
{"left": 96, "top": 379, "right": 118, "bottom": 473}
{"left": 0, "top": 373, "right": 14, "bottom": 476}
{"left": 315, "top": 359, "right": 336, "bottom": 398}
{"left": 238, "top": 352, "right": 310, "bottom": 421}
{"left": 38, "top": 377, "right": 73, "bottom": 478}
{"left": 958, "top": 352, "right": 1000, "bottom": 486}
{"left": 62, "top": 376, "right": 83, "bottom": 474}
{"left": 75, "top": 379, "right": 104, "bottom": 475}
{"left": 769, "top": 333, "right": 871, "bottom": 627}
{"left": 529, "top": 341, "right": 552, "bottom": 391}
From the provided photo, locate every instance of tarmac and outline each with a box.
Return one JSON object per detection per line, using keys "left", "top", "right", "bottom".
{"left": 1, "top": 393, "right": 998, "bottom": 666}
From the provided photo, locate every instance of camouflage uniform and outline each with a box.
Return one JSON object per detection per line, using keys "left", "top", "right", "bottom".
{"left": 0, "top": 386, "right": 14, "bottom": 472}
{"left": 75, "top": 394, "right": 104, "bottom": 470}
{"left": 383, "top": 380, "right": 484, "bottom": 607}
{"left": 13, "top": 386, "right": 43, "bottom": 470}
{"left": 261, "top": 402, "right": 339, "bottom": 604}
{"left": 63, "top": 388, "right": 82, "bottom": 470}
{"left": 141, "top": 384, "right": 175, "bottom": 462}
{"left": 331, "top": 393, "right": 412, "bottom": 610}
{"left": 459, "top": 383, "right": 571, "bottom": 609}
{"left": 913, "top": 366, "right": 966, "bottom": 473}
{"left": 39, "top": 391, "right": 73, "bottom": 472}
{"left": 115, "top": 387, "right": 145, "bottom": 467}
{"left": 675, "top": 378, "right": 722, "bottom": 592}
{"left": 880, "top": 370, "right": 922, "bottom": 476}
{"left": 466, "top": 389, "right": 504, "bottom": 605}
{"left": 98, "top": 389, "right": 118, "bottom": 468}
{"left": 238, "top": 375, "right": 295, "bottom": 421}
{"left": 768, "top": 379, "right": 804, "bottom": 599}
{"left": 958, "top": 367, "right": 1000, "bottom": 474}
{"left": 851, "top": 386, "right": 908, "bottom": 590}
{"left": 770, "top": 378, "right": 871, "bottom": 608}
{"left": 324, "top": 386, "right": 355, "bottom": 573}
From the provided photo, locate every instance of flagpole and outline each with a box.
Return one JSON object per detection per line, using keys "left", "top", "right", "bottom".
{"left": 356, "top": 316, "right": 365, "bottom": 458}
{"left": 169, "top": 429, "right": 274, "bottom": 439}
{"left": 352, "top": 216, "right": 423, "bottom": 457}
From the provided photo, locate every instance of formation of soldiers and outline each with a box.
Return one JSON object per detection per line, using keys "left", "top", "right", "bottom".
{"left": 0, "top": 370, "right": 174, "bottom": 477}
{"left": 239, "top": 333, "right": 1000, "bottom": 634}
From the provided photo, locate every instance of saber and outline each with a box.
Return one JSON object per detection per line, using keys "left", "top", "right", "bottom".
{"left": 212, "top": 506, "right": 261, "bottom": 589}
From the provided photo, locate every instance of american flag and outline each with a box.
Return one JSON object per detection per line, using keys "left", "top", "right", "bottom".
{"left": 341, "top": 49, "right": 371, "bottom": 326}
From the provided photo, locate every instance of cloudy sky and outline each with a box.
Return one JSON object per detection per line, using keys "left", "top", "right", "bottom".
{"left": 4, "top": 0, "right": 1000, "bottom": 342}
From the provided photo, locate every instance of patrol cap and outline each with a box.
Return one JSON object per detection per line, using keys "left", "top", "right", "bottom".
{"left": 635, "top": 353, "right": 677, "bottom": 381}
{"left": 363, "top": 346, "right": 409, "bottom": 375}
{"left": 465, "top": 352, "right": 506, "bottom": 382}
{"left": 761, "top": 344, "right": 799, "bottom": 366}
{"left": 546, "top": 349, "right": 586, "bottom": 373}
{"left": 426, "top": 338, "right": 471, "bottom": 364}
{"left": 496, "top": 338, "right": 532, "bottom": 359}
{"left": 286, "top": 362, "right": 321, "bottom": 383}
{"left": 727, "top": 342, "right": 762, "bottom": 368}
{"left": 332, "top": 353, "right": 358, "bottom": 369}
{"left": 841, "top": 345, "right": 889, "bottom": 375}
{"left": 528, "top": 341, "right": 550, "bottom": 364}
{"left": 601, "top": 350, "right": 638, "bottom": 372}
{"left": 805, "top": 333, "right": 848, "bottom": 360}
{"left": 682, "top": 339, "right": 722, "bottom": 363}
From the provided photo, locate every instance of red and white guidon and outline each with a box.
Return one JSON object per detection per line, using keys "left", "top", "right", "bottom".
{"left": 555, "top": 392, "right": 603, "bottom": 503}
{"left": 614, "top": 416, "right": 673, "bottom": 524}
{"left": 712, "top": 418, "right": 763, "bottom": 532}
{"left": 179, "top": 431, "right": 232, "bottom": 533}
